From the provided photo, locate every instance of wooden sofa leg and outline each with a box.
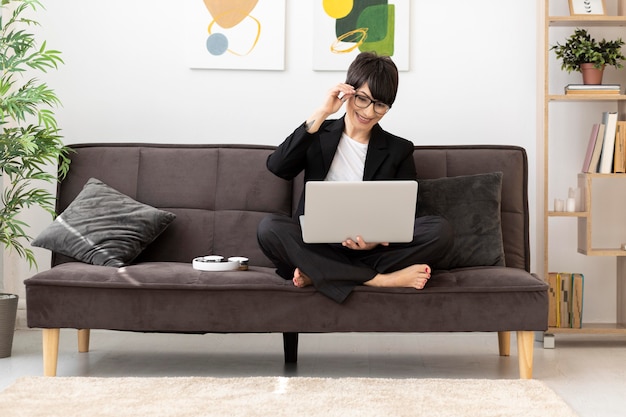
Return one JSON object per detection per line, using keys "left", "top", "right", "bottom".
{"left": 517, "top": 330, "right": 534, "bottom": 379}
{"left": 78, "top": 329, "right": 90, "bottom": 353}
{"left": 42, "top": 328, "right": 60, "bottom": 377}
{"left": 283, "top": 332, "right": 299, "bottom": 363}
{"left": 497, "top": 331, "right": 511, "bottom": 356}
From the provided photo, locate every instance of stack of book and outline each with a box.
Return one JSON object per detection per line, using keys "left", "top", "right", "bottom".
{"left": 565, "top": 84, "right": 621, "bottom": 95}
{"left": 547, "top": 272, "right": 584, "bottom": 328}
{"left": 581, "top": 111, "right": 626, "bottom": 173}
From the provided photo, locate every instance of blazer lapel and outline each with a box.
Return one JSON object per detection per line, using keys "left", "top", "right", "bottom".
{"left": 363, "top": 124, "right": 389, "bottom": 180}
{"left": 317, "top": 118, "right": 390, "bottom": 181}
{"left": 318, "top": 118, "right": 345, "bottom": 177}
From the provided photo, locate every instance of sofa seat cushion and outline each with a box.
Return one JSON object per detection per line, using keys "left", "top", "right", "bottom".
{"left": 24, "top": 262, "right": 290, "bottom": 290}
{"left": 25, "top": 263, "right": 542, "bottom": 294}
{"left": 25, "top": 263, "right": 547, "bottom": 334}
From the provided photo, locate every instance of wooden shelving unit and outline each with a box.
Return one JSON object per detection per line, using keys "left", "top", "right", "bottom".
{"left": 541, "top": 0, "right": 626, "bottom": 344}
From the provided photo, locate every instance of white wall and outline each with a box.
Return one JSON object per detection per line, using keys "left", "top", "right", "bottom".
{"left": 5, "top": 0, "right": 564, "bottom": 323}
{"left": 32, "top": 1, "right": 538, "bottom": 148}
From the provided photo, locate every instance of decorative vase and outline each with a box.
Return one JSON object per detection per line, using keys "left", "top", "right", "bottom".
{"left": 580, "top": 63, "right": 605, "bottom": 85}
{"left": 0, "top": 293, "right": 18, "bottom": 358}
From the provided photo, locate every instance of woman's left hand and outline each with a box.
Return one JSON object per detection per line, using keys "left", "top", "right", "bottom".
{"left": 342, "top": 236, "right": 389, "bottom": 251}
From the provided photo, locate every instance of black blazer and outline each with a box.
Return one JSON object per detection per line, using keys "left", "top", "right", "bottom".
{"left": 267, "top": 117, "right": 417, "bottom": 216}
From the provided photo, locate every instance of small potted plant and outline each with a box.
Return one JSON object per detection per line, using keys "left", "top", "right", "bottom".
{"left": 551, "top": 28, "right": 626, "bottom": 84}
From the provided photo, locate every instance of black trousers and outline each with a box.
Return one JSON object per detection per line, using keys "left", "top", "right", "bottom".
{"left": 257, "top": 214, "right": 453, "bottom": 303}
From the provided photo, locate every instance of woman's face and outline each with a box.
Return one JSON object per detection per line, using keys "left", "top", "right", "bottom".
{"left": 345, "top": 83, "right": 388, "bottom": 131}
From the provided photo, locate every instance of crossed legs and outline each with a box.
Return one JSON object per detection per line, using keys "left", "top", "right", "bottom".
{"left": 257, "top": 213, "right": 452, "bottom": 303}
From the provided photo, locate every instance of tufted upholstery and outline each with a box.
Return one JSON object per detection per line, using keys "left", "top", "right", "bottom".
{"left": 51, "top": 144, "right": 529, "bottom": 271}
{"left": 25, "top": 143, "right": 547, "bottom": 378}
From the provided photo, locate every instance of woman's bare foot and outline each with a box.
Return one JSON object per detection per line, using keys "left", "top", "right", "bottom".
{"left": 292, "top": 268, "right": 313, "bottom": 288}
{"left": 364, "top": 264, "right": 431, "bottom": 290}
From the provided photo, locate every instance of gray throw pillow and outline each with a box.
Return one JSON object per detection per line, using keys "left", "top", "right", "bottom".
{"left": 32, "top": 178, "right": 176, "bottom": 267}
{"left": 417, "top": 172, "right": 505, "bottom": 269}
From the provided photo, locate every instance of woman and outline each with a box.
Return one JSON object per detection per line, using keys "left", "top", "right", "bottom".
{"left": 257, "top": 52, "right": 452, "bottom": 303}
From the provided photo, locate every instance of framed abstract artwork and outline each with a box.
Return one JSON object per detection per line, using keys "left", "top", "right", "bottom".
{"left": 313, "top": 0, "right": 410, "bottom": 71}
{"left": 186, "top": 0, "right": 286, "bottom": 70}
{"left": 569, "top": 0, "right": 606, "bottom": 15}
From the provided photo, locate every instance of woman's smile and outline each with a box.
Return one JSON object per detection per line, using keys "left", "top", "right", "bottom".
{"left": 355, "top": 111, "right": 374, "bottom": 124}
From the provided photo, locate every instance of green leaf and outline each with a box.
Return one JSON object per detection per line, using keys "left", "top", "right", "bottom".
{"left": 551, "top": 28, "right": 626, "bottom": 73}
{"left": 0, "top": 0, "right": 70, "bottom": 269}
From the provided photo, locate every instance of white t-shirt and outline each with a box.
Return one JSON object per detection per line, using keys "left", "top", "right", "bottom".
{"left": 325, "top": 132, "right": 368, "bottom": 181}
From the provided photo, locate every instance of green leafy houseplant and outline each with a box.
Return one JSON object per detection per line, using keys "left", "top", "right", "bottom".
{"left": 1, "top": 0, "right": 71, "bottom": 267}
{"left": 551, "top": 28, "right": 626, "bottom": 72}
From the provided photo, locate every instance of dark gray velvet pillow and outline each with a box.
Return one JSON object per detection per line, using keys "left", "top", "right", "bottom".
{"left": 32, "top": 178, "right": 176, "bottom": 267}
{"left": 417, "top": 172, "right": 505, "bottom": 269}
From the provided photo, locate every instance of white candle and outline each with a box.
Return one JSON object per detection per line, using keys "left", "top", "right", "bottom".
{"left": 554, "top": 199, "right": 564, "bottom": 212}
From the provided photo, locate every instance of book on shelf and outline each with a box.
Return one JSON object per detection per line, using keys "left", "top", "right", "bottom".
{"left": 582, "top": 113, "right": 626, "bottom": 174}
{"left": 614, "top": 121, "right": 626, "bottom": 173}
{"left": 599, "top": 112, "right": 619, "bottom": 174}
{"left": 547, "top": 272, "right": 585, "bottom": 328}
{"left": 582, "top": 123, "right": 600, "bottom": 172}
{"left": 587, "top": 123, "right": 605, "bottom": 173}
{"left": 564, "top": 84, "right": 621, "bottom": 94}
{"left": 547, "top": 272, "right": 559, "bottom": 327}
{"left": 571, "top": 273, "right": 584, "bottom": 329}
{"left": 566, "top": 90, "right": 621, "bottom": 95}
{"left": 565, "top": 84, "right": 621, "bottom": 90}
{"left": 560, "top": 273, "right": 572, "bottom": 328}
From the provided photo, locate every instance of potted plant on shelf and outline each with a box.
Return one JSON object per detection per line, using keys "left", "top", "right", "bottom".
{"left": 551, "top": 28, "right": 626, "bottom": 85}
{"left": 1, "top": 0, "right": 71, "bottom": 356}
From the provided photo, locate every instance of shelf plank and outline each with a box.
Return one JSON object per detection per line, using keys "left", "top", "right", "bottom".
{"left": 578, "top": 248, "right": 626, "bottom": 256}
{"left": 548, "top": 211, "right": 588, "bottom": 217}
{"left": 549, "top": 16, "right": 626, "bottom": 27}
{"left": 548, "top": 94, "right": 626, "bottom": 101}
{"left": 547, "top": 323, "right": 626, "bottom": 334}
{"left": 582, "top": 172, "right": 626, "bottom": 178}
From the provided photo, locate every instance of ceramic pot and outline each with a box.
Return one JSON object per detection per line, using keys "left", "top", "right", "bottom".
{"left": 580, "top": 63, "right": 605, "bottom": 85}
{"left": 0, "top": 293, "right": 18, "bottom": 358}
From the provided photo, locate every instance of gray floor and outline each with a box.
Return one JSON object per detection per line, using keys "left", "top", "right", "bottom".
{"left": 1, "top": 329, "right": 625, "bottom": 416}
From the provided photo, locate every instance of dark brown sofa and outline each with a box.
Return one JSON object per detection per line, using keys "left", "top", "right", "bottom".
{"left": 24, "top": 143, "right": 548, "bottom": 378}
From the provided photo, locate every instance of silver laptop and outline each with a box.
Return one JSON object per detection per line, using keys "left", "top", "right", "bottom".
{"left": 300, "top": 180, "right": 418, "bottom": 244}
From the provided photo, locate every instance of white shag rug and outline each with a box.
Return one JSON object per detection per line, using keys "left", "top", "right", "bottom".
{"left": 0, "top": 376, "right": 578, "bottom": 417}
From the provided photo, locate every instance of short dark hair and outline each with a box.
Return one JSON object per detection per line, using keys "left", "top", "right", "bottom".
{"left": 345, "top": 52, "right": 399, "bottom": 107}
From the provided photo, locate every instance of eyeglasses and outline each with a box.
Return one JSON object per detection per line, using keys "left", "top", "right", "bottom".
{"left": 353, "top": 94, "right": 391, "bottom": 115}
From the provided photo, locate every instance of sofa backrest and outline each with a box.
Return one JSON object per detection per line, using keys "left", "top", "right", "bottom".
{"left": 52, "top": 144, "right": 295, "bottom": 268}
{"left": 52, "top": 143, "right": 529, "bottom": 272}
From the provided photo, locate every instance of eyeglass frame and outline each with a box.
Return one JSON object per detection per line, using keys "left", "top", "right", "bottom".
{"left": 352, "top": 92, "right": 391, "bottom": 115}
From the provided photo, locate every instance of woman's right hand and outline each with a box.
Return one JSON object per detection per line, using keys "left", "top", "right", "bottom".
{"left": 320, "top": 83, "right": 356, "bottom": 115}
{"left": 305, "top": 83, "right": 356, "bottom": 133}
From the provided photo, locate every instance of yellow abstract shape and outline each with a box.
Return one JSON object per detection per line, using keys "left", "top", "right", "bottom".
{"left": 203, "top": 0, "right": 259, "bottom": 28}
{"left": 323, "top": 0, "right": 353, "bottom": 19}
{"left": 330, "top": 28, "right": 368, "bottom": 54}
{"left": 208, "top": 14, "right": 261, "bottom": 56}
